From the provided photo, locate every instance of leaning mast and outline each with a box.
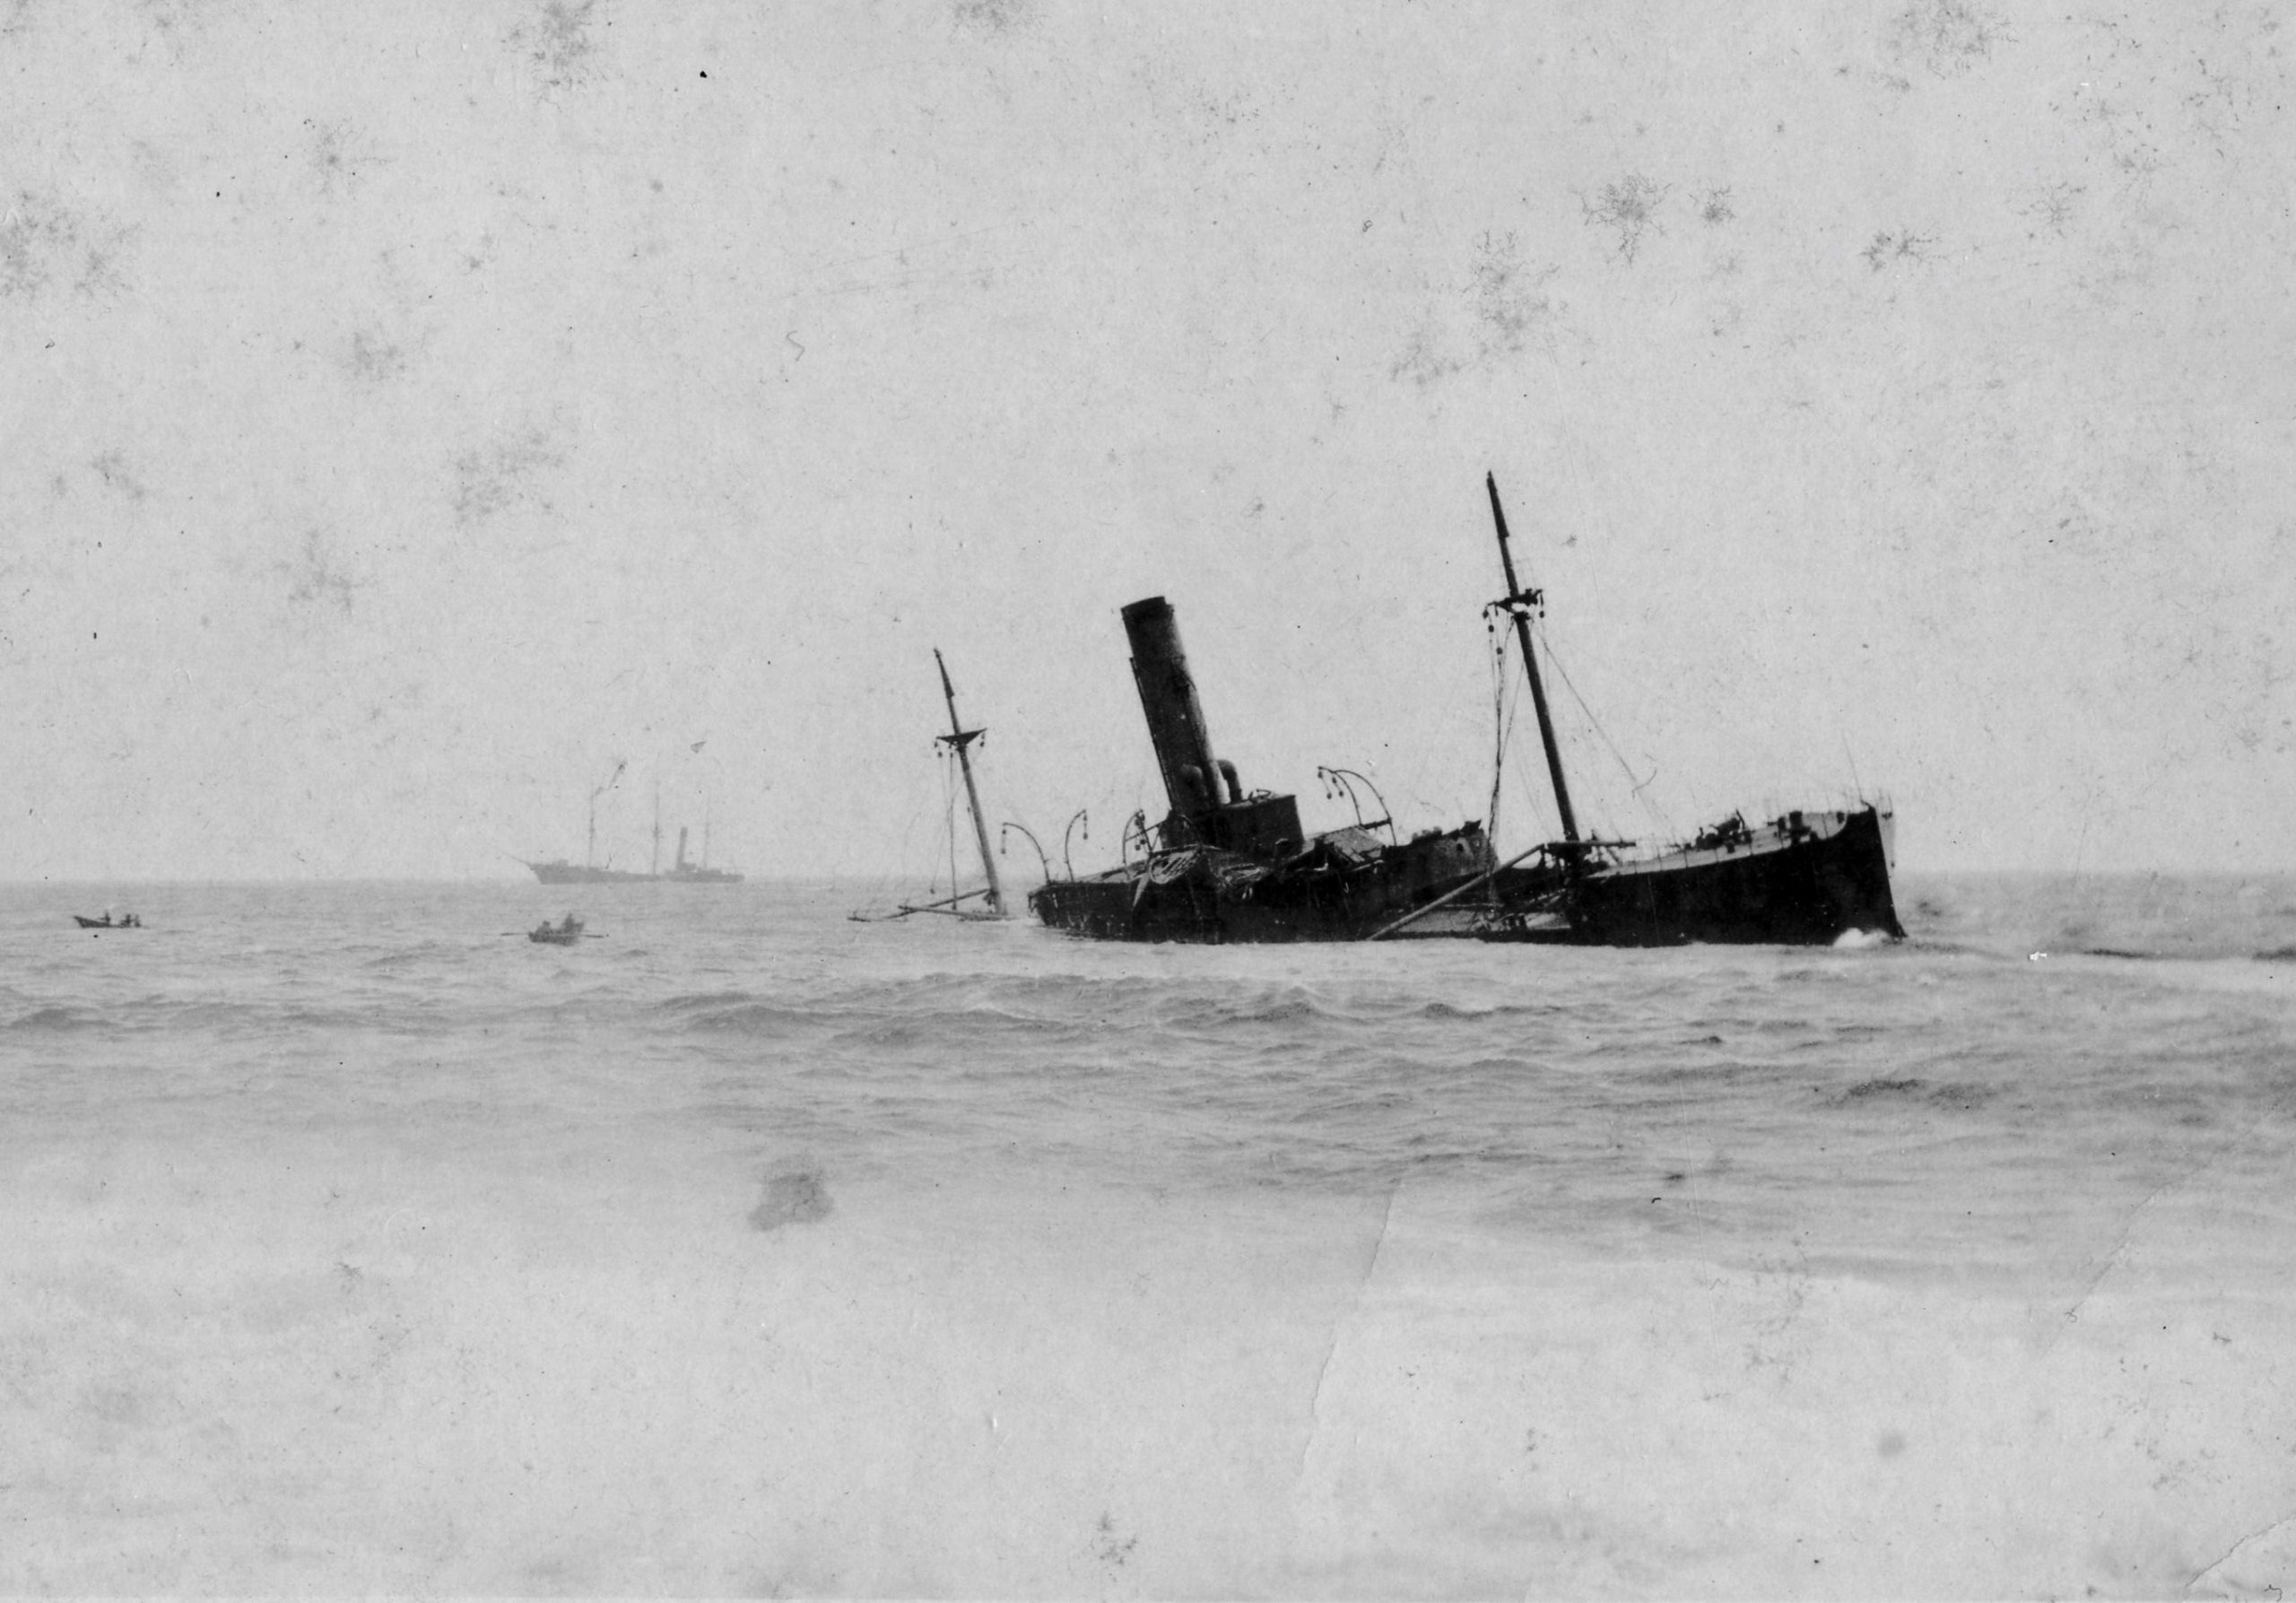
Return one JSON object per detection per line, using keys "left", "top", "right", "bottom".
{"left": 1486, "top": 473, "right": 1580, "bottom": 847}
{"left": 935, "top": 649, "right": 1006, "bottom": 918}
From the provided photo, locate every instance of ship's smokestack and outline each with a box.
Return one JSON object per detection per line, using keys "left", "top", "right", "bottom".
{"left": 1122, "top": 597, "right": 1225, "bottom": 823}
{"left": 1118, "top": 596, "right": 1304, "bottom": 858}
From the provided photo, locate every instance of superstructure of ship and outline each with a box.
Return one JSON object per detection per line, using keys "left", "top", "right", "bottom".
{"left": 1025, "top": 596, "right": 1496, "bottom": 941}
{"left": 523, "top": 763, "right": 744, "bottom": 884}
{"left": 1027, "top": 474, "right": 1901, "bottom": 946}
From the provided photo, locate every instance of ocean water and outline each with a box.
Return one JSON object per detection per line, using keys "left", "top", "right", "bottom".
{"left": 2, "top": 874, "right": 2292, "bottom": 1597}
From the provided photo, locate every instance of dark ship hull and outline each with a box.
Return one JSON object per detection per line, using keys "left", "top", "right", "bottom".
{"left": 1027, "top": 475, "right": 1904, "bottom": 949}
{"left": 1030, "top": 822, "right": 1495, "bottom": 943}
{"left": 1477, "top": 804, "right": 1903, "bottom": 945}
{"left": 523, "top": 822, "right": 744, "bottom": 885}
{"left": 525, "top": 860, "right": 652, "bottom": 885}
{"left": 524, "top": 862, "right": 745, "bottom": 884}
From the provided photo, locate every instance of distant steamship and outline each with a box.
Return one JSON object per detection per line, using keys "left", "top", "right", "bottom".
{"left": 524, "top": 766, "right": 743, "bottom": 884}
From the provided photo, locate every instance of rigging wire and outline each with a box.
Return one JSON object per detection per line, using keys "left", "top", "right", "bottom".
{"left": 1535, "top": 625, "right": 1680, "bottom": 848}
{"left": 1487, "top": 599, "right": 1684, "bottom": 851}
{"left": 939, "top": 743, "right": 961, "bottom": 899}
{"left": 848, "top": 740, "right": 947, "bottom": 919}
{"left": 1487, "top": 613, "right": 1578, "bottom": 853}
{"left": 1485, "top": 607, "right": 1519, "bottom": 849}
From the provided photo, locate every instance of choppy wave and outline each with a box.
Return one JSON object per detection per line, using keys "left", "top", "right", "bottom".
{"left": 8, "top": 1005, "right": 96, "bottom": 1032}
{"left": 0, "top": 874, "right": 2289, "bottom": 1205}
{"left": 2, "top": 874, "right": 2292, "bottom": 1597}
{"left": 676, "top": 1000, "right": 821, "bottom": 1036}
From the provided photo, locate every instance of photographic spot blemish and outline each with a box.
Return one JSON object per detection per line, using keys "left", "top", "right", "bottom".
{"left": 279, "top": 528, "right": 363, "bottom": 614}
{"left": 510, "top": 0, "right": 604, "bottom": 91}
{"left": 346, "top": 327, "right": 407, "bottom": 384}
{"left": 1093, "top": 1512, "right": 1138, "bottom": 1569}
{"left": 451, "top": 426, "right": 564, "bottom": 526}
{"left": 1863, "top": 229, "right": 1936, "bottom": 271}
{"left": 1582, "top": 173, "right": 1669, "bottom": 263}
{"left": 1889, "top": 0, "right": 2007, "bottom": 78}
{"left": 91, "top": 449, "right": 146, "bottom": 501}
{"left": 750, "top": 1164, "right": 831, "bottom": 1232}
{"left": 1470, "top": 230, "right": 1555, "bottom": 358}
{"left": 953, "top": 0, "right": 1038, "bottom": 33}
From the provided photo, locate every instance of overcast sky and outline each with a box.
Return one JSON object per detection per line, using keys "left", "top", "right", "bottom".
{"left": 4, "top": 0, "right": 2290, "bottom": 881}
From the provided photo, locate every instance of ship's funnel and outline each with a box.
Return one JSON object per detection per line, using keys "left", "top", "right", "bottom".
{"left": 1120, "top": 597, "right": 1303, "bottom": 857}
{"left": 1122, "top": 597, "right": 1223, "bottom": 822}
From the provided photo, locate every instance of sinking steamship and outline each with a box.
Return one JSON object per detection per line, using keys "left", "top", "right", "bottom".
{"left": 1026, "top": 476, "right": 1902, "bottom": 945}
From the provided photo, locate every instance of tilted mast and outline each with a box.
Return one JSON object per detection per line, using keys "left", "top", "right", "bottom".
{"left": 935, "top": 649, "right": 1006, "bottom": 918}
{"left": 1486, "top": 473, "right": 1580, "bottom": 847}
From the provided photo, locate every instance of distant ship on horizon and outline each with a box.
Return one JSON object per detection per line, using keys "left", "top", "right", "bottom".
{"left": 522, "top": 833, "right": 745, "bottom": 884}
{"left": 524, "top": 767, "right": 744, "bottom": 885}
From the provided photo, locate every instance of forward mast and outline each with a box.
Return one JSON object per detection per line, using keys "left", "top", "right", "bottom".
{"left": 935, "top": 649, "right": 1005, "bottom": 919}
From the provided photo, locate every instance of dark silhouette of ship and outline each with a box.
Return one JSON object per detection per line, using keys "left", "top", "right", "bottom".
{"left": 524, "top": 764, "right": 744, "bottom": 884}
{"left": 1027, "top": 475, "right": 1900, "bottom": 945}
{"left": 1026, "top": 596, "right": 1495, "bottom": 941}
{"left": 523, "top": 830, "right": 743, "bottom": 884}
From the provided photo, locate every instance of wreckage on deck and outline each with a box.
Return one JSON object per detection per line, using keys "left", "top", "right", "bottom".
{"left": 1028, "top": 475, "right": 1903, "bottom": 948}
{"left": 1026, "top": 597, "right": 1494, "bottom": 942}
